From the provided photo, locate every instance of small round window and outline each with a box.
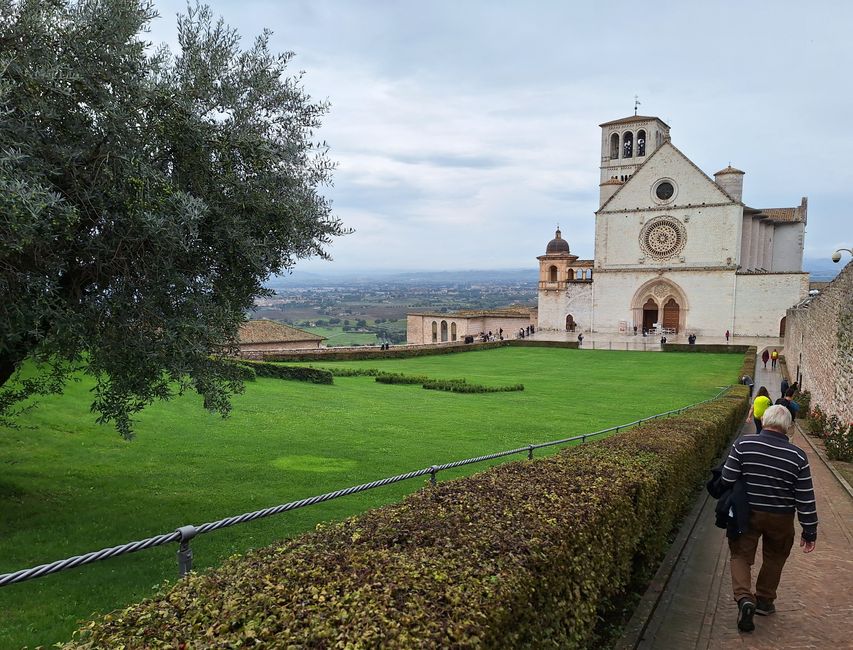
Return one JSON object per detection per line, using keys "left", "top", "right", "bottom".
{"left": 655, "top": 181, "right": 674, "bottom": 201}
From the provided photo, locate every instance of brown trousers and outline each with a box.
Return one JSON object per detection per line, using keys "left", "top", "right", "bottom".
{"left": 729, "top": 510, "right": 795, "bottom": 603}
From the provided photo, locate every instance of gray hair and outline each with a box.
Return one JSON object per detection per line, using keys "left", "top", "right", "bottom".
{"left": 762, "top": 404, "right": 793, "bottom": 432}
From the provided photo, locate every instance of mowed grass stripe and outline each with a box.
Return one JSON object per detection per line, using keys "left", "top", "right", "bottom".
{"left": 0, "top": 348, "right": 741, "bottom": 648}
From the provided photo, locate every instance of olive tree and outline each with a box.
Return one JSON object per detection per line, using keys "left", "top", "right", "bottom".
{"left": 0, "top": 0, "right": 346, "bottom": 436}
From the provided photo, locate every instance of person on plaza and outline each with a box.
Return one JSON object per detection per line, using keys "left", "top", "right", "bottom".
{"left": 725, "top": 329, "right": 731, "bottom": 342}
{"left": 761, "top": 349, "right": 770, "bottom": 368}
{"left": 780, "top": 377, "right": 790, "bottom": 398}
{"left": 577, "top": 332, "right": 584, "bottom": 346}
{"left": 770, "top": 349, "right": 779, "bottom": 369}
{"left": 720, "top": 405, "right": 818, "bottom": 632}
{"left": 741, "top": 374, "right": 755, "bottom": 397}
{"left": 746, "top": 387, "right": 772, "bottom": 435}
{"left": 775, "top": 388, "right": 801, "bottom": 420}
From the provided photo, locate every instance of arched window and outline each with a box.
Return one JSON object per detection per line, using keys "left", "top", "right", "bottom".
{"left": 440, "top": 320, "right": 448, "bottom": 342}
{"left": 610, "top": 132, "right": 619, "bottom": 159}
{"left": 623, "top": 131, "right": 633, "bottom": 158}
{"left": 549, "top": 265, "right": 558, "bottom": 282}
{"left": 431, "top": 321, "right": 438, "bottom": 343}
{"left": 636, "top": 129, "right": 646, "bottom": 156}
{"left": 585, "top": 269, "right": 592, "bottom": 279}
{"left": 576, "top": 269, "right": 583, "bottom": 280}
{"left": 587, "top": 268, "right": 593, "bottom": 279}
{"left": 567, "top": 267, "right": 574, "bottom": 280}
{"left": 451, "top": 322, "right": 457, "bottom": 341}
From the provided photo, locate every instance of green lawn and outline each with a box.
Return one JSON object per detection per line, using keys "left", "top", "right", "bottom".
{"left": 0, "top": 348, "right": 741, "bottom": 648}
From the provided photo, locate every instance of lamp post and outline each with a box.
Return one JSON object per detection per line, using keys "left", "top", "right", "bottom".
{"left": 831, "top": 248, "right": 853, "bottom": 263}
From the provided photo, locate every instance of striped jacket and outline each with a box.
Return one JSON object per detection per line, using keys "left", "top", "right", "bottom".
{"left": 721, "top": 429, "right": 818, "bottom": 541}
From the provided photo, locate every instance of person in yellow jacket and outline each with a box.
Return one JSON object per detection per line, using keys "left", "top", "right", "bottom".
{"left": 746, "top": 386, "right": 773, "bottom": 434}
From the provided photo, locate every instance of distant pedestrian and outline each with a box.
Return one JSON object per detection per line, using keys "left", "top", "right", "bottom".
{"left": 725, "top": 329, "right": 731, "bottom": 342}
{"left": 633, "top": 325, "right": 638, "bottom": 336}
{"left": 746, "top": 386, "right": 772, "bottom": 435}
{"left": 719, "top": 405, "right": 817, "bottom": 632}
{"left": 577, "top": 332, "right": 584, "bottom": 346}
{"left": 499, "top": 328, "right": 503, "bottom": 338}
{"left": 660, "top": 336, "right": 667, "bottom": 345}
{"left": 770, "top": 349, "right": 779, "bottom": 369}
{"left": 741, "top": 374, "right": 755, "bottom": 397}
{"left": 780, "top": 378, "right": 789, "bottom": 397}
{"left": 530, "top": 324, "right": 535, "bottom": 334}
{"left": 761, "top": 349, "right": 770, "bottom": 368}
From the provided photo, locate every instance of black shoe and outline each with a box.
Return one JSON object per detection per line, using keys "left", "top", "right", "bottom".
{"left": 755, "top": 599, "right": 776, "bottom": 616}
{"left": 737, "top": 598, "right": 756, "bottom": 632}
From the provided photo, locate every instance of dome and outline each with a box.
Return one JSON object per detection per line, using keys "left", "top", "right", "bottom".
{"left": 546, "top": 229, "right": 570, "bottom": 255}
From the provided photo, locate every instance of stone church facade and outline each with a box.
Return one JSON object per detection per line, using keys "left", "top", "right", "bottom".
{"left": 538, "top": 115, "right": 809, "bottom": 337}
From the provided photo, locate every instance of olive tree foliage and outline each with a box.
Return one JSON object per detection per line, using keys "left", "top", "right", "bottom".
{"left": 0, "top": 0, "right": 346, "bottom": 437}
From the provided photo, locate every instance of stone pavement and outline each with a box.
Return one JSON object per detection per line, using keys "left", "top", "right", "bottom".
{"left": 635, "top": 348, "right": 853, "bottom": 649}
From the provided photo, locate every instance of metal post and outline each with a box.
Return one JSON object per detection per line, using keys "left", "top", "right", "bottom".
{"left": 176, "top": 525, "right": 197, "bottom": 577}
{"left": 429, "top": 465, "right": 438, "bottom": 487}
{"left": 527, "top": 444, "right": 534, "bottom": 460}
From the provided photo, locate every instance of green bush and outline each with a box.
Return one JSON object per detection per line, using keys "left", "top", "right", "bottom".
{"left": 237, "top": 361, "right": 333, "bottom": 385}
{"left": 375, "top": 373, "right": 432, "bottom": 385}
{"left": 662, "top": 343, "right": 752, "bottom": 354}
{"left": 794, "top": 389, "right": 812, "bottom": 416}
{"left": 65, "top": 385, "right": 747, "bottom": 649}
{"left": 422, "top": 380, "right": 524, "bottom": 393}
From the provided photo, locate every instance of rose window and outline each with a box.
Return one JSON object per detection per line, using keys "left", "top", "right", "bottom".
{"left": 639, "top": 217, "right": 686, "bottom": 259}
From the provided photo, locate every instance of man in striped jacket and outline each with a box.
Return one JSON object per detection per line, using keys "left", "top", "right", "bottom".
{"left": 720, "top": 404, "right": 818, "bottom": 632}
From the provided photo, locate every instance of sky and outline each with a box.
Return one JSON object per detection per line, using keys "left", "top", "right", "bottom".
{"left": 147, "top": 0, "right": 853, "bottom": 272}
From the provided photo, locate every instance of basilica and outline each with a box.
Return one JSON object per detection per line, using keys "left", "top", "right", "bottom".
{"left": 537, "top": 114, "right": 808, "bottom": 337}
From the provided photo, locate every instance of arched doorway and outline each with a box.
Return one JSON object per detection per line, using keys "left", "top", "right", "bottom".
{"left": 440, "top": 320, "right": 448, "bottom": 342}
{"left": 779, "top": 316, "right": 786, "bottom": 337}
{"left": 451, "top": 322, "right": 457, "bottom": 341}
{"left": 662, "top": 298, "right": 680, "bottom": 333}
{"left": 642, "top": 299, "right": 658, "bottom": 332}
{"left": 565, "top": 314, "right": 575, "bottom": 332}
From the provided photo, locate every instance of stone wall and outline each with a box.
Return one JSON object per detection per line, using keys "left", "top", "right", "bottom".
{"left": 784, "top": 261, "right": 853, "bottom": 422}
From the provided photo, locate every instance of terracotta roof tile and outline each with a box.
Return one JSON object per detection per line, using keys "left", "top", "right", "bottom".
{"left": 239, "top": 319, "right": 325, "bottom": 344}
{"left": 599, "top": 115, "right": 670, "bottom": 128}
{"left": 714, "top": 165, "right": 745, "bottom": 175}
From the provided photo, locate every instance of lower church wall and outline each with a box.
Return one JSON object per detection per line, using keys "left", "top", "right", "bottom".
{"left": 590, "top": 270, "right": 735, "bottom": 336}
{"left": 537, "top": 284, "right": 593, "bottom": 331}
{"left": 733, "top": 273, "right": 808, "bottom": 337}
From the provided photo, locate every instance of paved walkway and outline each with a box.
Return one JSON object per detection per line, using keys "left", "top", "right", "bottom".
{"left": 637, "top": 348, "right": 853, "bottom": 649}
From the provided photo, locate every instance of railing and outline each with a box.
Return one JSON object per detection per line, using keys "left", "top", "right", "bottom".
{"left": 0, "top": 386, "right": 733, "bottom": 588}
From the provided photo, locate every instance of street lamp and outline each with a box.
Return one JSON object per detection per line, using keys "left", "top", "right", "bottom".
{"left": 831, "top": 248, "right": 853, "bottom": 263}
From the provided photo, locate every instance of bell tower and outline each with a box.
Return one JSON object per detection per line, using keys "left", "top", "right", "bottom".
{"left": 599, "top": 114, "right": 671, "bottom": 188}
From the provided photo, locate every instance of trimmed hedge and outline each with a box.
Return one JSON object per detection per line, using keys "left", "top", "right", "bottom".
{"left": 242, "top": 339, "right": 579, "bottom": 362}
{"left": 423, "top": 379, "right": 524, "bottom": 393}
{"left": 66, "top": 382, "right": 749, "bottom": 648}
{"left": 662, "top": 343, "right": 751, "bottom": 353}
{"left": 237, "top": 361, "right": 333, "bottom": 385}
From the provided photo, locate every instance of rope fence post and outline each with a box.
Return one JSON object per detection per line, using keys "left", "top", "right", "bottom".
{"left": 176, "top": 525, "right": 196, "bottom": 577}
{"left": 527, "top": 444, "right": 534, "bottom": 460}
{"left": 429, "top": 465, "right": 438, "bottom": 487}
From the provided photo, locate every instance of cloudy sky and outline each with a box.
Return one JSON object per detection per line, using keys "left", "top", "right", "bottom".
{"left": 148, "top": 1, "right": 853, "bottom": 272}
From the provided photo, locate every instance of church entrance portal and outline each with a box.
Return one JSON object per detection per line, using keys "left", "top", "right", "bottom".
{"left": 642, "top": 299, "right": 658, "bottom": 332}
{"left": 662, "top": 298, "right": 680, "bottom": 333}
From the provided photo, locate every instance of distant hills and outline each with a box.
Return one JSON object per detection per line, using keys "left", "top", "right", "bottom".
{"left": 269, "top": 258, "right": 842, "bottom": 288}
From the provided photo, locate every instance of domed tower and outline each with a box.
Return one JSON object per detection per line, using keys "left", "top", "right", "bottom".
{"left": 537, "top": 228, "right": 578, "bottom": 291}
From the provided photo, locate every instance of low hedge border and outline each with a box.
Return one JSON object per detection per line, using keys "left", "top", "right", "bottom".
{"left": 237, "top": 360, "right": 333, "bottom": 385}
{"left": 241, "top": 338, "right": 579, "bottom": 362}
{"left": 67, "top": 371, "right": 750, "bottom": 648}
{"left": 375, "top": 373, "right": 524, "bottom": 394}
{"left": 661, "top": 343, "right": 751, "bottom": 353}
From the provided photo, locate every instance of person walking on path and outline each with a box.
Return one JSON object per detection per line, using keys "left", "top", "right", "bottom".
{"left": 761, "top": 349, "right": 770, "bottom": 368}
{"left": 746, "top": 386, "right": 772, "bottom": 435}
{"left": 781, "top": 377, "right": 789, "bottom": 398}
{"left": 770, "top": 349, "right": 779, "bottom": 369}
{"left": 725, "top": 329, "right": 730, "bottom": 342}
{"left": 721, "top": 405, "right": 818, "bottom": 633}
{"left": 776, "top": 387, "right": 801, "bottom": 420}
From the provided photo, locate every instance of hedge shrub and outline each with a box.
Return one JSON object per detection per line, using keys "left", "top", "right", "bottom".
{"left": 662, "top": 343, "right": 751, "bottom": 354}
{"left": 237, "top": 361, "right": 333, "bottom": 385}
{"left": 66, "top": 383, "right": 748, "bottom": 648}
{"left": 422, "top": 379, "right": 524, "bottom": 393}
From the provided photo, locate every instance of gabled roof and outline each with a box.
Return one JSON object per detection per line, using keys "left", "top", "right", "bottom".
{"left": 599, "top": 115, "right": 670, "bottom": 128}
{"left": 596, "top": 141, "right": 740, "bottom": 212}
{"left": 239, "top": 319, "right": 325, "bottom": 344}
{"left": 749, "top": 198, "right": 808, "bottom": 224}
